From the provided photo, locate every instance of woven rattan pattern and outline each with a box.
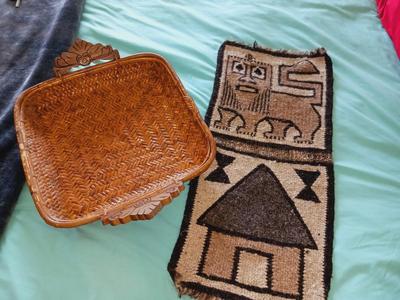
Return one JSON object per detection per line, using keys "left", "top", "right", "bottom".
{"left": 17, "top": 57, "right": 212, "bottom": 226}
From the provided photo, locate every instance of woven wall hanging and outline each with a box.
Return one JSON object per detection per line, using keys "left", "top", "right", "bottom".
{"left": 169, "top": 41, "right": 334, "bottom": 300}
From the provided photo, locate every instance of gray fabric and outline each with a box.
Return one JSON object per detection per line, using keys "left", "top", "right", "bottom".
{"left": 0, "top": 0, "right": 84, "bottom": 235}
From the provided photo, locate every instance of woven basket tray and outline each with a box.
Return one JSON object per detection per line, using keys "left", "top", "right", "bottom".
{"left": 14, "top": 39, "right": 216, "bottom": 228}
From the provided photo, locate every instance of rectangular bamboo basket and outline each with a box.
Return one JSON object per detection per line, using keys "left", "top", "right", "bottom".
{"left": 14, "top": 39, "right": 216, "bottom": 227}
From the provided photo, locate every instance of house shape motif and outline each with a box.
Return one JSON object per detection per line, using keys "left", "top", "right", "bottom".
{"left": 197, "top": 164, "right": 317, "bottom": 299}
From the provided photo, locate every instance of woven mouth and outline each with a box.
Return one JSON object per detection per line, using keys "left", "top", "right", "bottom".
{"left": 236, "top": 84, "right": 258, "bottom": 93}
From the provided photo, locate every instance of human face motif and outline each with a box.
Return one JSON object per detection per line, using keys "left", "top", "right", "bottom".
{"left": 225, "top": 54, "right": 270, "bottom": 100}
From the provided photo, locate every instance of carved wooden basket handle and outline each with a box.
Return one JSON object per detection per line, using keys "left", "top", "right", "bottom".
{"left": 102, "top": 181, "right": 185, "bottom": 226}
{"left": 53, "top": 39, "right": 120, "bottom": 76}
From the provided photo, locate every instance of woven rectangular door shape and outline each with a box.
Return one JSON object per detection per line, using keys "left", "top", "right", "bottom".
{"left": 168, "top": 41, "right": 334, "bottom": 300}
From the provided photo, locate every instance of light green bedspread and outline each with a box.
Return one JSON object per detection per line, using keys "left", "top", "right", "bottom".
{"left": 1, "top": 0, "right": 399, "bottom": 299}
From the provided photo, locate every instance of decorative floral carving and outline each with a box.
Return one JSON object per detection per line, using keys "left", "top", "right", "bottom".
{"left": 76, "top": 53, "right": 91, "bottom": 66}
{"left": 102, "top": 182, "right": 185, "bottom": 225}
{"left": 53, "top": 39, "right": 120, "bottom": 76}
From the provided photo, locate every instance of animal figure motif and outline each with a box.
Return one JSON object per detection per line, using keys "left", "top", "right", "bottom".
{"left": 214, "top": 53, "right": 322, "bottom": 144}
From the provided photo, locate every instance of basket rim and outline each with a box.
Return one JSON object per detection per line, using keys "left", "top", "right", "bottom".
{"left": 14, "top": 53, "right": 216, "bottom": 228}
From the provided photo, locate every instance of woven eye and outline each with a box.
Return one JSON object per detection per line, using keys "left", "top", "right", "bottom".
{"left": 252, "top": 66, "right": 266, "bottom": 79}
{"left": 232, "top": 61, "right": 246, "bottom": 74}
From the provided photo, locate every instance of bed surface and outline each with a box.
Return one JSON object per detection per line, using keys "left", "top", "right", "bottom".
{"left": 1, "top": 0, "right": 399, "bottom": 299}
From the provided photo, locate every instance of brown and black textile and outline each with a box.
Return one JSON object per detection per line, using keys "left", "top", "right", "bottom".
{"left": 168, "top": 41, "right": 334, "bottom": 300}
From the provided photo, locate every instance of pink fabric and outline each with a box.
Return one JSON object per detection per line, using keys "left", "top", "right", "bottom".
{"left": 377, "top": 0, "right": 400, "bottom": 58}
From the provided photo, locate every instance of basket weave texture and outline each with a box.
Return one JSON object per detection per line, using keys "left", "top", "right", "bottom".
{"left": 14, "top": 44, "right": 215, "bottom": 227}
